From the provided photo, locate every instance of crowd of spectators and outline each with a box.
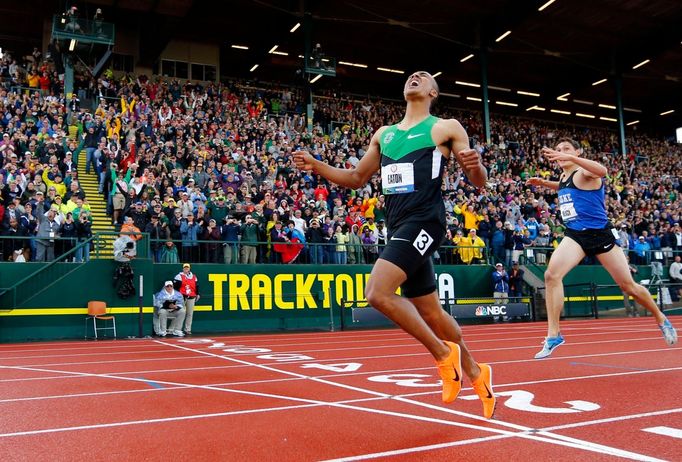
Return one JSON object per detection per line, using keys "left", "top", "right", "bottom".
{"left": 0, "top": 46, "right": 681, "bottom": 268}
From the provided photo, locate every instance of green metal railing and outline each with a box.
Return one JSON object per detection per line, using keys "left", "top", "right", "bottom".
{"left": 0, "top": 236, "right": 94, "bottom": 309}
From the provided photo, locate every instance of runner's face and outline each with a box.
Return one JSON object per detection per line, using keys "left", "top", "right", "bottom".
{"left": 555, "top": 141, "right": 579, "bottom": 168}
{"left": 404, "top": 71, "right": 436, "bottom": 100}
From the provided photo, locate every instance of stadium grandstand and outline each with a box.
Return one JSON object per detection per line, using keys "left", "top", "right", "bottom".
{"left": 0, "top": 1, "right": 681, "bottom": 460}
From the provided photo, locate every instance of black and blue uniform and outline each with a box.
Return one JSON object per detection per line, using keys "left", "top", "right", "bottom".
{"left": 558, "top": 169, "right": 617, "bottom": 256}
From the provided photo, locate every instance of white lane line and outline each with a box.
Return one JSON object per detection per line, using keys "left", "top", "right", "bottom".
{"left": 546, "top": 410, "right": 682, "bottom": 432}
{"left": 642, "top": 426, "right": 682, "bottom": 439}
{"left": 0, "top": 349, "right": 200, "bottom": 361}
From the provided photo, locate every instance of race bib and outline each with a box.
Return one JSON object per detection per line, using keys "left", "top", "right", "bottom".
{"left": 559, "top": 201, "right": 578, "bottom": 221}
{"left": 382, "top": 162, "right": 415, "bottom": 194}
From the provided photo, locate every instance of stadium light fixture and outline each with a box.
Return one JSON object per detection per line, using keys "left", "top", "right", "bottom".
{"left": 574, "top": 99, "right": 594, "bottom": 105}
{"left": 338, "top": 61, "right": 368, "bottom": 68}
{"left": 69, "top": 39, "right": 76, "bottom": 51}
{"left": 310, "top": 74, "right": 322, "bottom": 84}
{"left": 626, "top": 120, "right": 639, "bottom": 125}
{"left": 272, "top": 51, "right": 289, "bottom": 56}
{"left": 440, "top": 92, "right": 460, "bottom": 98}
{"left": 576, "top": 113, "right": 595, "bottom": 119}
{"left": 538, "top": 0, "right": 556, "bottom": 11}
{"left": 496, "top": 101, "right": 518, "bottom": 107}
{"left": 526, "top": 106, "right": 546, "bottom": 111}
{"left": 290, "top": 23, "right": 300, "bottom": 33}
{"left": 489, "top": 85, "right": 511, "bottom": 92}
{"left": 249, "top": 64, "right": 259, "bottom": 72}
{"left": 268, "top": 45, "right": 279, "bottom": 54}
{"left": 467, "top": 96, "right": 482, "bottom": 102}
{"left": 550, "top": 109, "right": 571, "bottom": 115}
{"left": 557, "top": 92, "right": 570, "bottom": 101}
{"left": 592, "top": 78, "right": 607, "bottom": 86}
{"left": 632, "top": 59, "right": 650, "bottom": 70}
{"left": 598, "top": 104, "right": 616, "bottom": 109}
{"left": 377, "top": 67, "right": 404, "bottom": 74}
{"left": 231, "top": 45, "right": 249, "bottom": 50}
{"left": 456, "top": 80, "right": 480, "bottom": 88}
{"left": 495, "top": 31, "right": 512, "bottom": 43}
{"left": 599, "top": 117, "right": 617, "bottom": 122}
{"left": 660, "top": 109, "right": 675, "bottom": 116}
{"left": 460, "top": 54, "right": 474, "bottom": 63}
{"left": 432, "top": 71, "right": 442, "bottom": 78}
{"left": 624, "top": 107, "right": 642, "bottom": 113}
{"left": 517, "top": 90, "right": 540, "bottom": 97}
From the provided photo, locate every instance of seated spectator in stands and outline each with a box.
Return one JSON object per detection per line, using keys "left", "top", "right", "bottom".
{"left": 153, "top": 280, "right": 186, "bottom": 337}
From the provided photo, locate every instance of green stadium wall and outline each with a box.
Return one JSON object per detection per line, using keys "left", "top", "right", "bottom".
{"left": 0, "top": 262, "right": 492, "bottom": 342}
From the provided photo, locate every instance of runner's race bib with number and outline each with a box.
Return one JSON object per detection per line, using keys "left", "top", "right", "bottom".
{"left": 382, "top": 163, "right": 415, "bottom": 194}
{"left": 559, "top": 201, "right": 578, "bottom": 221}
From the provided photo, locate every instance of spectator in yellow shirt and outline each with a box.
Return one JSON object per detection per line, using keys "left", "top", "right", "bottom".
{"left": 27, "top": 70, "right": 40, "bottom": 89}
{"left": 459, "top": 202, "right": 483, "bottom": 232}
{"left": 42, "top": 167, "right": 67, "bottom": 198}
{"left": 459, "top": 229, "right": 486, "bottom": 265}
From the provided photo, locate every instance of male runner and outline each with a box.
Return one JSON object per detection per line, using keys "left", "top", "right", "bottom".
{"left": 293, "top": 71, "right": 495, "bottom": 418}
{"left": 527, "top": 139, "right": 677, "bottom": 358}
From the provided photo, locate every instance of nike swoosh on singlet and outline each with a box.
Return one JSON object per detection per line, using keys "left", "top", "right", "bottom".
{"left": 407, "top": 133, "right": 425, "bottom": 139}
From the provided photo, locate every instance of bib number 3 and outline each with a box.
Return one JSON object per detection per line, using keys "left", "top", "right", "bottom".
{"left": 413, "top": 229, "right": 434, "bottom": 256}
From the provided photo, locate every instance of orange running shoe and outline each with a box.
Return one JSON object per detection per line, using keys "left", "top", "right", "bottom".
{"left": 435, "top": 341, "right": 462, "bottom": 403}
{"left": 472, "top": 363, "right": 496, "bottom": 419}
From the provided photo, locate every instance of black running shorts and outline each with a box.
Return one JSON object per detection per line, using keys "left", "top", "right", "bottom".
{"left": 379, "top": 221, "right": 446, "bottom": 298}
{"left": 565, "top": 225, "right": 618, "bottom": 257}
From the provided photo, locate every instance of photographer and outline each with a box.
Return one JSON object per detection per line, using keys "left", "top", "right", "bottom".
{"left": 153, "top": 281, "right": 186, "bottom": 337}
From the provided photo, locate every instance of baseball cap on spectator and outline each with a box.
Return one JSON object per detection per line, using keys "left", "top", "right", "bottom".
{"left": 495, "top": 263, "right": 503, "bottom": 268}
{"left": 164, "top": 280, "right": 173, "bottom": 287}
{"left": 135, "top": 201, "right": 142, "bottom": 206}
{"left": 183, "top": 263, "right": 191, "bottom": 269}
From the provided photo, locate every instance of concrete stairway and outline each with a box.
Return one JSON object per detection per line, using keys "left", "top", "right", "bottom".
{"left": 76, "top": 151, "right": 115, "bottom": 258}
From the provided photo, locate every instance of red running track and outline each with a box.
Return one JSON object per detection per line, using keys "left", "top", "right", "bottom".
{"left": 0, "top": 317, "right": 681, "bottom": 461}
